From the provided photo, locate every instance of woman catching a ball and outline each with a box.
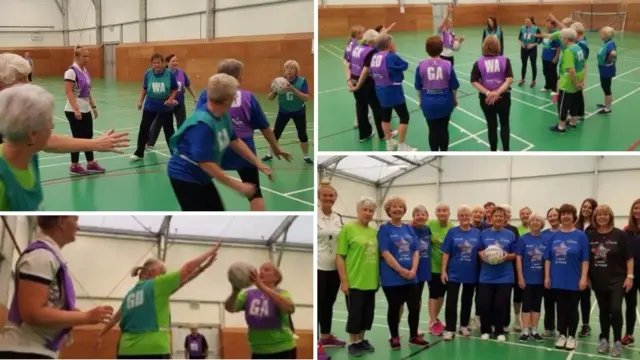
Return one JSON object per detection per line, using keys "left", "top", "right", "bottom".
{"left": 477, "top": 206, "right": 517, "bottom": 342}
{"left": 115, "top": 243, "right": 221, "bottom": 359}
{"left": 262, "top": 60, "right": 312, "bottom": 165}
{"left": 225, "top": 262, "right": 297, "bottom": 359}
{"left": 437, "top": 5, "right": 464, "bottom": 65}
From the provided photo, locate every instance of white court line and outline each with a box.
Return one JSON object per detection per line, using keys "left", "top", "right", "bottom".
{"left": 583, "top": 87, "right": 640, "bottom": 120}
{"left": 320, "top": 44, "right": 534, "bottom": 151}
{"left": 319, "top": 86, "right": 347, "bottom": 94}
{"left": 449, "top": 129, "right": 487, "bottom": 148}
{"left": 283, "top": 187, "right": 314, "bottom": 196}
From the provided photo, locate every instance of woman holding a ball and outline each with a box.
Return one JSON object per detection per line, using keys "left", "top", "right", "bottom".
{"left": 477, "top": 206, "right": 517, "bottom": 342}
{"left": 225, "top": 262, "right": 297, "bottom": 359}
{"left": 544, "top": 204, "right": 590, "bottom": 351}
{"left": 437, "top": 5, "right": 464, "bottom": 65}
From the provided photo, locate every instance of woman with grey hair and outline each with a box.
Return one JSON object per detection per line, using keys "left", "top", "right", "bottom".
{"left": 596, "top": 26, "right": 617, "bottom": 114}
{"left": 166, "top": 73, "right": 272, "bottom": 211}
{"left": 336, "top": 197, "right": 379, "bottom": 357}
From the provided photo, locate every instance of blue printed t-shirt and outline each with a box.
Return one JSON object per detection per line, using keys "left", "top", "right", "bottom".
{"left": 545, "top": 229, "right": 590, "bottom": 291}
{"left": 172, "top": 68, "right": 191, "bottom": 104}
{"left": 375, "top": 52, "right": 409, "bottom": 108}
{"left": 441, "top": 226, "right": 481, "bottom": 284}
{"left": 412, "top": 226, "right": 432, "bottom": 282}
{"left": 166, "top": 110, "right": 237, "bottom": 184}
{"left": 142, "top": 69, "right": 178, "bottom": 112}
{"left": 598, "top": 40, "right": 617, "bottom": 78}
{"left": 517, "top": 232, "right": 549, "bottom": 285}
{"left": 378, "top": 222, "right": 418, "bottom": 287}
{"left": 542, "top": 31, "right": 561, "bottom": 62}
{"left": 278, "top": 76, "right": 308, "bottom": 115}
{"left": 479, "top": 228, "right": 516, "bottom": 284}
{"left": 414, "top": 64, "right": 460, "bottom": 120}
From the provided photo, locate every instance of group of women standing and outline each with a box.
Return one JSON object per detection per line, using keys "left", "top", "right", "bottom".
{"left": 317, "top": 181, "right": 640, "bottom": 358}
{"left": 343, "top": 7, "right": 619, "bottom": 152}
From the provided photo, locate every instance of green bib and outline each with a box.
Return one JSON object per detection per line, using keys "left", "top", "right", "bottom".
{"left": 278, "top": 76, "right": 305, "bottom": 112}
{"left": 0, "top": 149, "right": 43, "bottom": 211}
{"left": 486, "top": 26, "right": 501, "bottom": 39}
{"left": 598, "top": 40, "right": 614, "bottom": 65}
{"left": 145, "top": 68, "right": 172, "bottom": 99}
{"left": 521, "top": 25, "right": 539, "bottom": 45}
{"left": 568, "top": 43, "right": 586, "bottom": 72}
{"left": 170, "top": 109, "right": 233, "bottom": 164}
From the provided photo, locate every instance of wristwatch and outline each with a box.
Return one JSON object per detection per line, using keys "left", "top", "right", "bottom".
{"left": 628, "top": 274, "right": 635, "bottom": 279}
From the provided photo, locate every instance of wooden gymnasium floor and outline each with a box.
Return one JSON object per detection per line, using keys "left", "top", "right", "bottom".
{"left": 33, "top": 78, "right": 314, "bottom": 211}
{"left": 318, "top": 26, "right": 640, "bottom": 152}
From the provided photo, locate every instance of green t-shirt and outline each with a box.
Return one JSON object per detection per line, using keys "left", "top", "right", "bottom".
{"left": 426, "top": 220, "right": 455, "bottom": 273}
{"left": 118, "top": 271, "right": 181, "bottom": 355}
{"left": 558, "top": 45, "right": 585, "bottom": 93}
{"left": 0, "top": 145, "right": 39, "bottom": 211}
{"left": 336, "top": 222, "right": 379, "bottom": 290}
{"left": 516, "top": 225, "right": 530, "bottom": 236}
{"left": 236, "top": 289, "right": 296, "bottom": 354}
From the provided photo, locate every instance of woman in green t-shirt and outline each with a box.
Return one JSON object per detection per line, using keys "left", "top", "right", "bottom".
{"left": 426, "top": 203, "right": 454, "bottom": 336}
{"left": 335, "top": 197, "right": 379, "bottom": 357}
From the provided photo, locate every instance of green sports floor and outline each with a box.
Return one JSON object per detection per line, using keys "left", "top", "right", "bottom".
{"left": 33, "top": 78, "right": 314, "bottom": 211}
{"left": 318, "top": 26, "right": 640, "bottom": 151}
{"left": 325, "top": 291, "right": 640, "bottom": 360}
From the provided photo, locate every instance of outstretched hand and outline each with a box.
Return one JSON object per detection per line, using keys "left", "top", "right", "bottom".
{"left": 94, "top": 129, "right": 130, "bottom": 153}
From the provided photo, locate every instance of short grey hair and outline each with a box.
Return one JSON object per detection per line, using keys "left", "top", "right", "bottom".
{"left": 0, "top": 84, "right": 54, "bottom": 143}
{"left": 412, "top": 205, "right": 428, "bottom": 216}
{"left": 217, "top": 58, "right": 244, "bottom": 80}
{"left": 362, "top": 29, "right": 379, "bottom": 44}
{"left": 601, "top": 26, "right": 614, "bottom": 40}
{"left": 375, "top": 33, "right": 393, "bottom": 50}
{"left": 458, "top": 205, "right": 472, "bottom": 214}
{"left": 570, "top": 22, "right": 585, "bottom": 34}
{"left": 561, "top": 28, "right": 577, "bottom": 42}
{"left": 356, "top": 197, "right": 377, "bottom": 211}
{"left": 528, "top": 212, "right": 546, "bottom": 227}
{"left": 0, "top": 53, "right": 31, "bottom": 87}
{"left": 500, "top": 204, "right": 511, "bottom": 211}
{"left": 435, "top": 203, "right": 450, "bottom": 211}
{"left": 206, "top": 73, "right": 239, "bottom": 105}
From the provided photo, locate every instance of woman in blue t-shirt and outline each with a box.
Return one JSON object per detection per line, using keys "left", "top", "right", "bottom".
{"left": 378, "top": 197, "right": 428, "bottom": 349}
{"left": 477, "top": 206, "right": 516, "bottom": 342}
{"left": 541, "top": 19, "right": 561, "bottom": 92}
{"left": 622, "top": 199, "right": 640, "bottom": 347}
{"left": 516, "top": 213, "right": 548, "bottom": 342}
{"left": 541, "top": 207, "right": 560, "bottom": 337}
{"left": 596, "top": 26, "right": 617, "bottom": 114}
{"left": 544, "top": 203, "right": 589, "bottom": 351}
{"left": 411, "top": 205, "right": 432, "bottom": 311}
{"left": 441, "top": 205, "right": 481, "bottom": 340}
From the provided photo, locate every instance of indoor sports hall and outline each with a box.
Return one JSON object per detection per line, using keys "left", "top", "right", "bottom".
{"left": 318, "top": 1, "right": 640, "bottom": 152}
{"left": 318, "top": 154, "right": 640, "bottom": 360}
{"left": 0, "top": 215, "right": 313, "bottom": 358}
{"left": 1, "top": 0, "right": 314, "bottom": 211}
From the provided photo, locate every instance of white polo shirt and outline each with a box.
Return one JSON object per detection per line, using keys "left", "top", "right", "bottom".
{"left": 0, "top": 237, "right": 69, "bottom": 358}
{"left": 317, "top": 210, "right": 343, "bottom": 271}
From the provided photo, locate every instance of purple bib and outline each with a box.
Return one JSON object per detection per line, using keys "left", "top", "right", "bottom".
{"left": 8, "top": 241, "right": 76, "bottom": 352}
{"left": 173, "top": 68, "right": 186, "bottom": 95}
{"left": 344, "top": 38, "right": 358, "bottom": 62}
{"left": 69, "top": 65, "right": 91, "bottom": 98}
{"left": 370, "top": 51, "right": 393, "bottom": 86}
{"left": 418, "top": 58, "right": 451, "bottom": 90}
{"left": 477, "top": 56, "right": 508, "bottom": 91}
{"left": 442, "top": 30, "right": 455, "bottom": 49}
{"left": 228, "top": 89, "right": 253, "bottom": 138}
{"left": 244, "top": 288, "right": 282, "bottom": 329}
{"left": 187, "top": 334, "right": 204, "bottom": 356}
{"left": 349, "top": 45, "right": 375, "bottom": 77}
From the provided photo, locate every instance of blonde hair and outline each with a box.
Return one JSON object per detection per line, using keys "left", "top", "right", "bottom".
{"left": 318, "top": 178, "right": 337, "bottom": 196}
{"left": 561, "top": 28, "right": 577, "bottom": 42}
{"left": 357, "top": 197, "right": 377, "bottom": 211}
{"left": 593, "top": 204, "right": 615, "bottom": 228}
{"left": 376, "top": 33, "right": 393, "bottom": 51}
{"left": 412, "top": 205, "right": 428, "bottom": 217}
{"left": 73, "top": 45, "right": 87, "bottom": 60}
{"left": 435, "top": 203, "right": 450, "bottom": 211}
{"left": 131, "top": 258, "right": 161, "bottom": 277}
{"left": 284, "top": 60, "right": 300, "bottom": 75}
{"left": 482, "top": 35, "right": 501, "bottom": 56}
{"left": 571, "top": 22, "right": 585, "bottom": 35}
{"left": 528, "top": 212, "right": 545, "bottom": 227}
{"left": 206, "top": 73, "right": 239, "bottom": 105}
{"left": 217, "top": 58, "right": 244, "bottom": 80}
{"left": 362, "top": 29, "right": 379, "bottom": 44}
{"left": 472, "top": 205, "right": 484, "bottom": 213}
{"left": 384, "top": 196, "right": 407, "bottom": 217}
{"left": 562, "top": 17, "right": 575, "bottom": 26}
{"left": 350, "top": 25, "right": 365, "bottom": 38}
{"left": 601, "top": 26, "right": 614, "bottom": 40}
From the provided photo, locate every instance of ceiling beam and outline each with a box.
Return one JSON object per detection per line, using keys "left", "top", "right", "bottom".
{"left": 157, "top": 215, "right": 172, "bottom": 261}
{"left": 368, "top": 155, "right": 396, "bottom": 166}
{"left": 53, "top": 0, "right": 63, "bottom": 13}
{"left": 265, "top": 216, "right": 297, "bottom": 247}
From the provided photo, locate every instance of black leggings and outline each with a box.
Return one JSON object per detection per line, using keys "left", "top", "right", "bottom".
{"left": 353, "top": 78, "right": 384, "bottom": 140}
{"left": 441, "top": 55, "right": 454, "bottom": 66}
{"left": 135, "top": 110, "right": 174, "bottom": 157}
{"left": 345, "top": 288, "right": 376, "bottom": 334}
{"left": 382, "top": 284, "right": 420, "bottom": 338}
{"left": 381, "top": 102, "right": 410, "bottom": 124}
{"left": 522, "top": 284, "right": 544, "bottom": 313}
{"left": 317, "top": 270, "right": 341, "bottom": 335}
{"left": 445, "top": 282, "right": 475, "bottom": 331}
{"left": 594, "top": 286, "right": 625, "bottom": 341}
{"left": 601, "top": 77, "right": 613, "bottom": 96}
{"left": 169, "top": 178, "right": 224, "bottom": 211}
{"left": 65, "top": 111, "right": 94, "bottom": 163}
{"left": 274, "top": 110, "right": 308, "bottom": 143}
{"left": 479, "top": 93, "right": 511, "bottom": 151}
{"left": 542, "top": 60, "right": 558, "bottom": 91}
{"left": 0, "top": 352, "right": 52, "bottom": 359}
{"left": 479, "top": 283, "right": 511, "bottom": 335}
{"left": 624, "top": 281, "right": 640, "bottom": 335}
{"left": 543, "top": 288, "right": 556, "bottom": 331}
{"left": 580, "top": 288, "right": 591, "bottom": 325}
{"left": 148, "top": 102, "right": 187, "bottom": 146}
{"left": 426, "top": 116, "right": 451, "bottom": 151}
{"left": 521, "top": 47, "right": 538, "bottom": 81}
{"left": 555, "top": 289, "right": 581, "bottom": 337}
{"left": 252, "top": 349, "right": 294, "bottom": 359}
{"left": 428, "top": 273, "right": 447, "bottom": 299}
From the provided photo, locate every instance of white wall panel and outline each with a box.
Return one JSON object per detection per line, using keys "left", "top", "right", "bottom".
{"left": 147, "top": 15, "right": 206, "bottom": 42}
{"left": 102, "top": 0, "right": 139, "bottom": 26}
{"left": 328, "top": 176, "right": 377, "bottom": 217}
{"left": 0, "top": 0, "right": 64, "bottom": 47}
{"left": 146, "top": 0, "right": 207, "bottom": 19}
{"left": 323, "top": 0, "right": 396, "bottom": 4}
{"left": 102, "top": 26, "right": 121, "bottom": 43}
{"left": 122, "top": 23, "right": 140, "bottom": 43}
{"left": 392, "top": 165, "right": 439, "bottom": 186}
{"left": 511, "top": 156, "right": 596, "bottom": 178}
{"left": 441, "top": 156, "right": 510, "bottom": 182}
{"left": 598, "top": 156, "right": 640, "bottom": 171}
{"left": 596, "top": 170, "right": 640, "bottom": 215}
{"left": 441, "top": 181, "right": 508, "bottom": 209}
{"left": 68, "top": 0, "right": 95, "bottom": 31}
{"left": 215, "top": 1, "right": 313, "bottom": 37}
{"left": 385, "top": 185, "right": 439, "bottom": 221}
{"left": 69, "top": 29, "right": 96, "bottom": 46}
{"left": 510, "top": 174, "right": 593, "bottom": 214}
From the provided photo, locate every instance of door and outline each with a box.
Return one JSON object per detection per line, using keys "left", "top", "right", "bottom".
{"left": 103, "top": 43, "right": 118, "bottom": 82}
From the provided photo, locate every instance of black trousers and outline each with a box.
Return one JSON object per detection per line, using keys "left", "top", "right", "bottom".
{"left": 149, "top": 102, "right": 187, "bottom": 146}
{"left": 522, "top": 284, "right": 544, "bottom": 313}
{"left": 521, "top": 47, "right": 538, "bottom": 81}
{"left": 594, "top": 286, "right": 625, "bottom": 341}
{"left": 445, "top": 282, "right": 475, "bottom": 331}
{"left": 479, "top": 93, "right": 510, "bottom": 151}
{"left": 317, "top": 270, "right": 341, "bottom": 335}
{"left": 345, "top": 288, "right": 376, "bottom": 334}
{"left": 252, "top": 349, "right": 294, "bottom": 359}
{"left": 580, "top": 288, "right": 591, "bottom": 325}
{"left": 353, "top": 79, "right": 384, "bottom": 140}
{"left": 380, "top": 102, "right": 410, "bottom": 124}
{"left": 478, "top": 283, "right": 512, "bottom": 335}
{"left": 135, "top": 110, "right": 174, "bottom": 157}
{"left": 169, "top": 178, "right": 224, "bottom": 211}
{"left": 64, "top": 111, "right": 95, "bottom": 163}
{"left": 624, "top": 280, "right": 640, "bottom": 335}
{"left": 0, "top": 352, "right": 52, "bottom": 359}
{"left": 274, "top": 110, "right": 308, "bottom": 143}
{"left": 543, "top": 288, "right": 556, "bottom": 331}
{"left": 382, "top": 284, "right": 420, "bottom": 338}
{"left": 555, "top": 289, "right": 581, "bottom": 337}
{"left": 575, "top": 90, "right": 585, "bottom": 117}
{"left": 426, "top": 116, "right": 451, "bottom": 151}
{"left": 542, "top": 60, "right": 558, "bottom": 91}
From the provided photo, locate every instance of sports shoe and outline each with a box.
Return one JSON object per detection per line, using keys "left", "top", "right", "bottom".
{"left": 69, "top": 164, "right": 89, "bottom": 176}
{"left": 578, "top": 324, "right": 591, "bottom": 337}
{"left": 386, "top": 138, "right": 398, "bottom": 151}
{"left": 86, "top": 162, "right": 105, "bottom": 174}
{"left": 565, "top": 336, "right": 577, "bottom": 350}
{"left": 443, "top": 331, "right": 454, "bottom": 341}
{"left": 542, "top": 329, "right": 556, "bottom": 338}
{"left": 348, "top": 343, "right": 363, "bottom": 357}
{"left": 497, "top": 335, "right": 506, "bottom": 342}
{"left": 409, "top": 335, "right": 429, "bottom": 346}
{"left": 430, "top": 321, "right": 445, "bottom": 336}
{"left": 397, "top": 143, "right": 416, "bottom": 151}
{"left": 459, "top": 327, "right": 471, "bottom": 337}
{"left": 359, "top": 132, "right": 375, "bottom": 143}
{"left": 621, "top": 334, "right": 634, "bottom": 347}
{"left": 555, "top": 335, "right": 567, "bottom": 349}
{"left": 389, "top": 337, "right": 401, "bottom": 350}
{"left": 317, "top": 345, "right": 331, "bottom": 360}
{"left": 531, "top": 333, "right": 544, "bottom": 342}
{"left": 598, "top": 338, "right": 610, "bottom": 353}
{"left": 318, "top": 335, "right": 346, "bottom": 348}
{"left": 612, "top": 341, "right": 622, "bottom": 357}
{"left": 481, "top": 333, "right": 490, "bottom": 340}
{"left": 360, "top": 339, "right": 375, "bottom": 352}
{"left": 519, "top": 333, "right": 530, "bottom": 342}
{"left": 469, "top": 316, "right": 480, "bottom": 330}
